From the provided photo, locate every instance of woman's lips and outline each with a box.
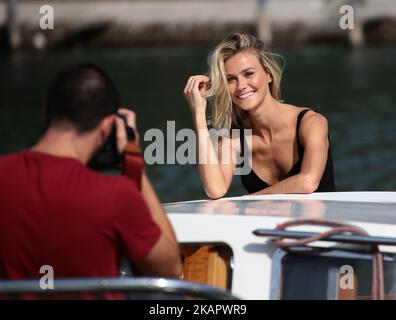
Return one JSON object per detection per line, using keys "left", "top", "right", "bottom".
{"left": 237, "top": 91, "right": 255, "bottom": 99}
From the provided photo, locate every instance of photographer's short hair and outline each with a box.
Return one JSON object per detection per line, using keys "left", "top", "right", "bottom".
{"left": 46, "top": 64, "right": 119, "bottom": 133}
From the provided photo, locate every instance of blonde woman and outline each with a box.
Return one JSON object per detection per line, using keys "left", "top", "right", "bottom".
{"left": 184, "top": 33, "right": 335, "bottom": 199}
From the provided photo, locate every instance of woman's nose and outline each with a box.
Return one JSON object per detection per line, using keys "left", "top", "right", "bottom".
{"left": 237, "top": 77, "right": 248, "bottom": 90}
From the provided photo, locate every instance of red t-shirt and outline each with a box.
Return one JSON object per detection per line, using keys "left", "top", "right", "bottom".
{"left": 0, "top": 150, "right": 161, "bottom": 280}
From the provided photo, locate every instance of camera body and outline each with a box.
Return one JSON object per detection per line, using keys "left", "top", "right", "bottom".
{"left": 88, "top": 113, "right": 135, "bottom": 171}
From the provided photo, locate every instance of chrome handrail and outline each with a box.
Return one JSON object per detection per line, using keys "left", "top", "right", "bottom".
{"left": 0, "top": 277, "right": 238, "bottom": 300}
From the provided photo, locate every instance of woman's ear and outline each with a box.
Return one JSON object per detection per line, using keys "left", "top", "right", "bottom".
{"left": 264, "top": 68, "right": 272, "bottom": 83}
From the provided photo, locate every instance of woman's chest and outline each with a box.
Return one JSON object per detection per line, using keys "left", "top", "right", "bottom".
{"left": 250, "top": 134, "right": 300, "bottom": 182}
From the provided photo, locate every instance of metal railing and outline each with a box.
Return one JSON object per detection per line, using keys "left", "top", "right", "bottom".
{"left": 0, "top": 277, "right": 239, "bottom": 300}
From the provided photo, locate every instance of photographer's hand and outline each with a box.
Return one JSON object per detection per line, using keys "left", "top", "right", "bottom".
{"left": 115, "top": 108, "right": 140, "bottom": 154}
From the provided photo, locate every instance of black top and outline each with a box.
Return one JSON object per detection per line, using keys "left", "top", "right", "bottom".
{"left": 239, "top": 109, "right": 335, "bottom": 193}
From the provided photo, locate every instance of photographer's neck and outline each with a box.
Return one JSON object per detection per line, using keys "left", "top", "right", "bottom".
{"left": 30, "top": 127, "right": 99, "bottom": 164}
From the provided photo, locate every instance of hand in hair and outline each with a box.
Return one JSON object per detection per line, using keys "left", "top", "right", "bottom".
{"left": 183, "top": 75, "right": 209, "bottom": 115}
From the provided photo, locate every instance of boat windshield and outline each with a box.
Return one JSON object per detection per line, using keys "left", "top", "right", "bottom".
{"left": 272, "top": 248, "right": 396, "bottom": 300}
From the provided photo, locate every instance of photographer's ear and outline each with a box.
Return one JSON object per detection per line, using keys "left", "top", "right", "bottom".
{"left": 99, "top": 115, "right": 115, "bottom": 142}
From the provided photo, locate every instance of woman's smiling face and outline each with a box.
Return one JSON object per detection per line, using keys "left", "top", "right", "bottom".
{"left": 224, "top": 50, "right": 272, "bottom": 111}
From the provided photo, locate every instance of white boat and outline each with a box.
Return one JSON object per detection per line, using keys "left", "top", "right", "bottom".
{"left": 165, "top": 191, "right": 396, "bottom": 300}
{"left": 1, "top": 191, "right": 395, "bottom": 300}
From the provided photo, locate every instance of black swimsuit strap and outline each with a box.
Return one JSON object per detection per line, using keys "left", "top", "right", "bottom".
{"left": 240, "top": 128, "right": 245, "bottom": 157}
{"left": 295, "top": 108, "right": 311, "bottom": 158}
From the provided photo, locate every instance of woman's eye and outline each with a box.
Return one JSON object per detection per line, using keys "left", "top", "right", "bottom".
{"left": 245, "top": 72, "right": 254, "bottom": 77}
{"left": 227, "top": 77, "right": 235, "bottom": 83}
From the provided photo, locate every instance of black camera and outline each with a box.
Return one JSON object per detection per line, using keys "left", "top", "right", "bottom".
{"left": 88, "top": 113, "right": 135, "bottom": 171}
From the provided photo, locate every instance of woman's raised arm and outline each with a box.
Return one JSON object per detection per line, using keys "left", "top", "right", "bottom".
{"left": 184, "top": 75, "right": 236, "bottom": 199}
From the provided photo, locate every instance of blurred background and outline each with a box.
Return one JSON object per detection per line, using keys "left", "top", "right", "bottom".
{"left": 1, "top": 0, "right": 396, "bottom": 202}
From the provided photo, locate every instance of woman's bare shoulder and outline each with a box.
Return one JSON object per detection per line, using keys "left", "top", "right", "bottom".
{"left": 299, "top": 108, "right": 329, "bottom": 144}
{"left": 301, "top": 108, "right": 328, "bottom": 125}
{"left": 281, "top": 103, "right": 308, "bottom": 116}
{"left": 284, "top": 104, "right": 328, "bottom": 122}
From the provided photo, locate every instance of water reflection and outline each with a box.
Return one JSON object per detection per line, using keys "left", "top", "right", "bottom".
{"left": 192, "top": 199, "right": 325, "bottom": 219}
{"left": 165, "top": 199, "right": 396, "bottom": 224}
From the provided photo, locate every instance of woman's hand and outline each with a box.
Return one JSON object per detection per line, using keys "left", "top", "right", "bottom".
{"left": 115, "top": 108, "right": 140, "bottom": 154}
{"left": 183, "top": 75, "right": 209, "bottom": 115}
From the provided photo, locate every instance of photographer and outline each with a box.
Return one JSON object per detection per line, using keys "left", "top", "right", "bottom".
{"left": 0, "top": 64, "right": 182, "bottom": 281}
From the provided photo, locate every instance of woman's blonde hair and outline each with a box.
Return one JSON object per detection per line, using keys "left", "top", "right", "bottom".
{"left": 206, "top": 33, "right": 284, "bottom": 130}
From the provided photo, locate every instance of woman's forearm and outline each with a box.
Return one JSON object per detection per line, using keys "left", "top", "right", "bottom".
{"left": 250, "top": 173, "right": 319, "bottom": 195}
{"left": 193, "top": 112, "right": 228, "bottom": 198}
